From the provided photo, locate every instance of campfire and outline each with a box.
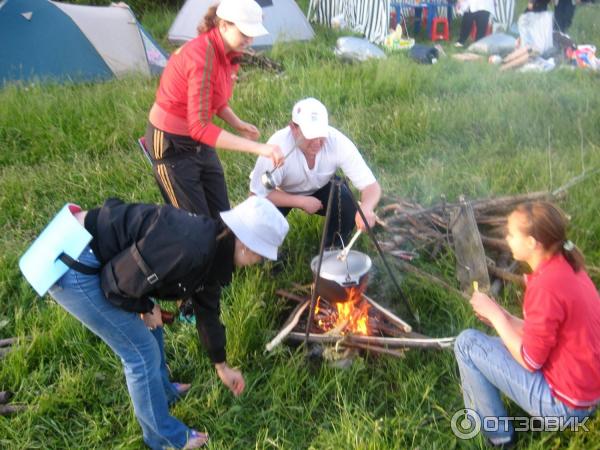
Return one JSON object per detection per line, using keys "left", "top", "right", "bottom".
{"left": 313, "top": 287, "right": 370, "bottom": 336}
{"left": 266, "top": 284, "right": 454, "bottom": 359}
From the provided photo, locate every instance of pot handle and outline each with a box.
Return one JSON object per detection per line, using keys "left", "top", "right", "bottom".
{"left": 337, "top": 229, "right": 362, "bottom": 261}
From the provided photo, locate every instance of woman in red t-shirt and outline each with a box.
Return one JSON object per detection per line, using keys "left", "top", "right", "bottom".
{"left": 454, "top": 201, "right": 600, "bottom": 446}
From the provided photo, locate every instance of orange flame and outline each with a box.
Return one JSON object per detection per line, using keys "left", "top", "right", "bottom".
{"left": 313, "top": 288, "right": 370, "bottom": 335}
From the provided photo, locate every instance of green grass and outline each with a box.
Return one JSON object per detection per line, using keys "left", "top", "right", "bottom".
{"left": 2, "top": 4, "right": 600, "bottom": 449}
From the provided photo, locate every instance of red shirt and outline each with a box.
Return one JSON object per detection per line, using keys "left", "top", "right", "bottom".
{"left": 520, "top": 254, "right": 600, "bottom": 409}
{"left": 150, "top": 28, "right": 240, "bottom": 146}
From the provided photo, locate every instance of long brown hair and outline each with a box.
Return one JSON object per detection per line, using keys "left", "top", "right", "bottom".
{"left": 513, "top": 201, "right": 585, "bottom": 272}
{"left": 197, "top": 4, "right": 220, "bottom": 34}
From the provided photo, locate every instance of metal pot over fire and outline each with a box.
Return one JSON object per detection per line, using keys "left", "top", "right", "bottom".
{"left": 310, "top": 250, "right": 372, "bottom": 303}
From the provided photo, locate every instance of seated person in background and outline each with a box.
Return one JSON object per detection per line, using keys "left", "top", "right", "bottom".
{"left": 249, "top": 98, "right": 381, "bottom": 248}
{"left": 454, "top": 201, "right": 600, "bottom": 447}
{"left": 501, "top": 0, "right": 554, "bottom": 70}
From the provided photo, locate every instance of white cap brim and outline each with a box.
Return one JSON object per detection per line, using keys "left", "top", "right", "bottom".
{"left": 299, "top": 123, "right": 329, "bottom": 139}
{"left": 236, "top": 21, "right": 269, "bottom": 38}
{"left": 220, "top": 210, "right": 278, "bottom": 260}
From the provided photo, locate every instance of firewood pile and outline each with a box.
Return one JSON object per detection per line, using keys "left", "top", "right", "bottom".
{"left": 376, "top": 191, "right": 561, "bottom": 298}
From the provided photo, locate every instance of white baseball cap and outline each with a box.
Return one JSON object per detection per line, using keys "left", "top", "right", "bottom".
{"left": 220, "top": 196, "right": 289, "bottom": 260}
{"left": 291, "top": 97, "right": 329, "bottom": 139}
{"left": 216, "top": 0, "right": 268, "bottom": 38}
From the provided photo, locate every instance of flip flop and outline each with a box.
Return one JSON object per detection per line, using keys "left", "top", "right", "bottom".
{"left": 183, "top": 429, "right": 209, "bottom": 449}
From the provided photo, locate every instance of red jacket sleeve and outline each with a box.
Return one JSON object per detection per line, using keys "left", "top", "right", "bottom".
{"left": 185, "top": 40, "right": 223, "bottom": 146}
{"left": 521, "top": 287, "right": 565, "bottom": 371}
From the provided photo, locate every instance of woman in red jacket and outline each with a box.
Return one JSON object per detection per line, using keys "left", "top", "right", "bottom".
{"left": 454, "top": 201, "right": 600, "bottom": 446}
{"left": 145, "top": 0, "right": 284, "bottom": 318}
{"left": 145, "top": 0, "right": 283, "bottom": 218}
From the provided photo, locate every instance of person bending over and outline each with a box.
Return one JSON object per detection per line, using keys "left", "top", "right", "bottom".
{"left": 20, "top": 196, "right": 288, "bottom": 449}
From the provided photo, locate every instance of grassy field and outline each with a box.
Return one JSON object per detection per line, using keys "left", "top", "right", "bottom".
{"left": 1, "top": 3, "right": 600, "bottom": 449}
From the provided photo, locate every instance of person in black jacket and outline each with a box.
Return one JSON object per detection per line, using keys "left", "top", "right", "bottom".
{"left": 21, "top": 196, "right": 288, "bottom": 450}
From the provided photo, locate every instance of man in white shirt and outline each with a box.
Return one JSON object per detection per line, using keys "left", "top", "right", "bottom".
{"left": 249, "top": 98, "right": 381, "bottom": 248}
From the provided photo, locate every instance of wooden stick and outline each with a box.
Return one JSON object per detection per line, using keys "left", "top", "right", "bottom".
{"left": 266, "top": 300, "right": 310, "bottom": 352}
{"left": 393, "top": 260, "right": 469, "bottom": 300}
{"left": 291, "top": 283, "right": 312, "bottom": 294}
{"left": 342, "top": 341, "right": 406, "bottom": 357}
{"left": 275, "top": 289, "right": 307, "bottom": 304}
{"left": 362, "top": 294, "right": 412, "bottom": 332}
{"left": 286, "top": 332, "right": 455, "bottom": 349}
{"left": 487, "top": 263, "right": 524, "bottom": 286}
{"left": 480, "top": 235, "right": 510, "bottom": 252}
{"left": 381, "top": 192, "right": 552, "bottom": 223}
{"left": 0, "top": 391, "right": 12, "bottom": 404}
{"left": 0, "top": 405, "right": 27, "bottom": 416}
{"left": 587, "top": 265, "right": 600, "bottom": 276}
{"left": 0, "top": 338, "right": 17, "bottom": 347}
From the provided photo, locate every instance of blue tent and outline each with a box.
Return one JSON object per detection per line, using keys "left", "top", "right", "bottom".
{"left": 0, "top": 0, "right": 168, "bottom": 85}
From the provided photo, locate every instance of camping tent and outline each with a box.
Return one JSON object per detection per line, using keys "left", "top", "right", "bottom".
{"left": 308, "top": 0, "right": 390, "bottom": 44}
{"left": 0, "top": 0, "right": 168, "bottom": 85}
{"left": 168, "top": 0, "right": 314, "bottom": 48}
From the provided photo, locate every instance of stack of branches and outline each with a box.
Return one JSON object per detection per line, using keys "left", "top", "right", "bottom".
{"left": 377, "top": 191, "right": 561, "bottom": 298}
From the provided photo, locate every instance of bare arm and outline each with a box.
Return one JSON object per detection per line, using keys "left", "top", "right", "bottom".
{"left": 355, "top": 181, "right": 382, "bottom": 230}
{"left": 215, "top": 129, "right": 283, "bottom": 167}
{"left": 217, "top": 106, "right": 260, "bottom": 141}
{"left": 267, "top": 190, "right": 323, "bottom": 214}
{"left": 470, "top": 292, "right": 531, "bottom": 370}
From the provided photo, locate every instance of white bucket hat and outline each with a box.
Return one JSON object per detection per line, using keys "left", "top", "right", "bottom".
{"left": 216, "top": 0, "right": 268, "bottom": 38}
{"left": 220, "top": 196, "right": 289, "bottom": 260}
{"left": 292, "top": 97, "right": 329, "bottom": 139}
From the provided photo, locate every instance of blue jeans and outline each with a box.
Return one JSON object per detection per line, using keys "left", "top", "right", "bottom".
{"left": 454, "top": 329, "right": 595, "bottom": 445}
{"left": 48, "top": 246, "right": 190, "bottom": 449}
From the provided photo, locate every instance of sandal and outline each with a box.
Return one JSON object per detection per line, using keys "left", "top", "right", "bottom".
{"left": 172, "top": 382, "right": 192, "bottom": 396}
{"left": 183, "top": 430, "right": 209, "bottom": 449}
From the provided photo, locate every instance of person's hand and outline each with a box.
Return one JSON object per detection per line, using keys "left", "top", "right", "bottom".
{"left": 355, "top": 208, "right": 377, "bottom": 232}
{"left": 236, "top": 121, "right": 260, "bottom": 141}
{"left": 141, "top": 303, "right": 163, "bottom": 330}
{"left": 470, "top": 292, "right": 504, "bottom": 325}
{"left": 215, "top": 363, "right": 245, "bottom": 396}
{"left": 300, "top": 196, "right": 323, "bottom": 214}
{"left": 260, "top": 144, "right": 285, "bottom": 168}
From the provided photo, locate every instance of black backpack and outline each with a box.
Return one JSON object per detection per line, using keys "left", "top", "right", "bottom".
{"left": 410, "top": 44, "right": 439, "bottom": 64}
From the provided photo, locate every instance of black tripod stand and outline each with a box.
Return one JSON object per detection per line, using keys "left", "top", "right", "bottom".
{"left": 305, "top": 177, "right": 418, "bottom": 343}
